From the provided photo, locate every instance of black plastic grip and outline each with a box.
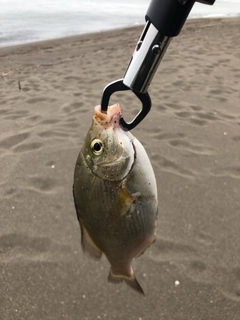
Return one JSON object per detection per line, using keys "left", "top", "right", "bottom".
{"left": 146, "top": 0, "right": 215, "bottom": 37}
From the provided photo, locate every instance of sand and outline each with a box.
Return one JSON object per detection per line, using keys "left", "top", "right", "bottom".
{"left": 0, "top": 17, "right": 240, "bottom": 319}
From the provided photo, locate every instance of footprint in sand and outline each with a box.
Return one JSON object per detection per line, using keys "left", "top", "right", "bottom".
{"left": 61, "top": 102, "right": 84, "bottom": 114}
{"left": 152, "top": 132, "right": 186, "bottom": 140}
{"left": 232, "top": 136, "right": 240, "bottom": 142}
{"left": 25, "top": 97, "right": 48, "bottom": 104}
{"left": 190, "top": 260, "right": 207, "bottom": 272}
{"left": 27, "top": 175, "right": 57, "bottom": 193}
{"left": 61, "top": 102, "right": 85, "bottom": 114}
{"left": 37, "top": 117, "right": 73, "bottom": 139}
{"left": 40, "top": 119, "right": 59, "bottom": 125}
{"left": 38, "top": 130, "right": 69, "bottom": 138}
{"left": 221, "top": 267, "right": 240, "bottom": 302}
{"left": 5, "top": 110, "right": 29, "bottom": 121}
{"left": 64, "top": 76, "right": 83, "bottom": 82}
{"left": 3, "top": 187, "right": 18, "bottom": 198}
{"left": 168, "top": 139, "right": 214, "bottom": 155}
{"left": 15, "top": 115, "right": 43, "bottom": 130}
{"left": 196, "top": 231, "right": 214, "bottom": 246}
{"left": 176, "top": 110, "right": 218, "bottom": 121}
{"left": 0, "top": 132, "right": 30, "bottom": 149}
{"left": 0, "top": 109, "right": 11, "bottom": 116}
{"left": 27, "top": 115, "right": 42, "bottom": 122}
{"left": 210, "top": 166, "right": 240, "bottom": 179}
{"left": 0, "top": 234, "right": 70, "bottom": 263}
{"left": 189, "top": 105, "right": 202, "bottom": 112}
{"left": 174, "top": 111, "right": 190, "bottom": 118}
{"left": 189, "top": 118, "right": 208, "bottom": 126}
{"left": 174, "top": 110, "right": 220, "bottom": 126}
{"left": 149, "top": 238, "right": 198, "bottom": 262}
{"left": 0, "top": 117, "right": 44, "bottom": 153}
{"left": 151, "top": 154, "right": 195, "bottom": 179}
{"left": 164, "top": 102, "right": 185, "bottom": 110}
{"left": 217, "top": 111, "right": 239, "bottom": 121}
{"left": 0, "top": 234, "right": 51, "bottom": 255}
{"left": 13, "top": 142, "right": 43, "bottom": 153}
{"left": 155, "top": 104, "right": 167, "bottom": 112}
{"left": 195, "top": 112, "right": 219, "bottom": 121}
{"left": 176, "top": 259, "right": 211, "bottom": 285}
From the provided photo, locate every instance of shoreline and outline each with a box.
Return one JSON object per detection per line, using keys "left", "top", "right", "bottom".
{"left": 0, "top": 16, "right": 239, "bottom": 54}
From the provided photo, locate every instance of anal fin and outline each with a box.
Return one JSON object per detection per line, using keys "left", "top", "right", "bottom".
{"left": 79, "top": 218, "right": 102, "bottom": 260}
{"left": 135, "top": 235, "right": 156, "bottom": 259}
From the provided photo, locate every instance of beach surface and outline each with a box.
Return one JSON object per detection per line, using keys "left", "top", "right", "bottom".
{"left": 0, "top": 18, "right": 240, "bottom": 319}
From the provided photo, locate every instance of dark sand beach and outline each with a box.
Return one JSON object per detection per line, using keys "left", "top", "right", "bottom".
{"left": 0, "top": 17, "right": 240, "bottom": 319}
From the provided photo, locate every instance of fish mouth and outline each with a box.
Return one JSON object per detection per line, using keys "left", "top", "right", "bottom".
{"left": 94, "top": 104, "right": 121, "bottom": 127}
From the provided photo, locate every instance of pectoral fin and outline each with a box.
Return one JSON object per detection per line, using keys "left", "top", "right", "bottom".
{"left": 109, "top": 187, "right": 134, "bottom": 225}
{"left": 79, "top": 218, "right": 102, "bottom": 260}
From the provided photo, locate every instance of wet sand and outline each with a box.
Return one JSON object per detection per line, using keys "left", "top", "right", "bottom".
{"left": 0, "top": 18, "right": 240, "bottom": 319}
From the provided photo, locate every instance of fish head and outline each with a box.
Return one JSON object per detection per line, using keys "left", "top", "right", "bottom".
{"left": 81, "top": 104, "right": 135, "bottom": 181}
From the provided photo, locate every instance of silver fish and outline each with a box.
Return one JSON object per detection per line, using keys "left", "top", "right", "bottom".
{"left": 73, "top": 104, "right": 158, "bottom": 295}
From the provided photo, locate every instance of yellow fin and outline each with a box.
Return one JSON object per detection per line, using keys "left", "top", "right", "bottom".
{"left": 79, "top": 219, "right": 102, "bottom": 260}
{"left": 108, "top": 268, "right": 145, "bottom": 295}
{"left": 109, "top": 187, "right": 134, "bottom": 225}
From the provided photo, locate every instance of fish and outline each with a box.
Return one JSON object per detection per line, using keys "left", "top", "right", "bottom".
{"left": 73, "top": 103, "right": 158, "bottom": 295}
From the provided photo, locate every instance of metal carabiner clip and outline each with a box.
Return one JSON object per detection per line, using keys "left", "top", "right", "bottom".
{"left": 101, "top": 79, "right": 151, "bottom": 131}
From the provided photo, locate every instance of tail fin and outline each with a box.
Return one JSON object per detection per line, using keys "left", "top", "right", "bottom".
{"left": 108, "top": 268, "right": 145, "bottom": 295}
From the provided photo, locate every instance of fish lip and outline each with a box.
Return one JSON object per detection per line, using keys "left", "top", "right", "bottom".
{"left": 94, "top": 104, "right": 122, "bottom": 127}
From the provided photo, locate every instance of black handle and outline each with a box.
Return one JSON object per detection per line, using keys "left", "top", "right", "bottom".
{"left": 146, "top": 0, "right": 215, "bottom": 37}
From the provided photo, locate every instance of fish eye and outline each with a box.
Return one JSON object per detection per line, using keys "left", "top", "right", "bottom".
{"left": 90, "top": 139, "right": 104, "bottom": 155}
